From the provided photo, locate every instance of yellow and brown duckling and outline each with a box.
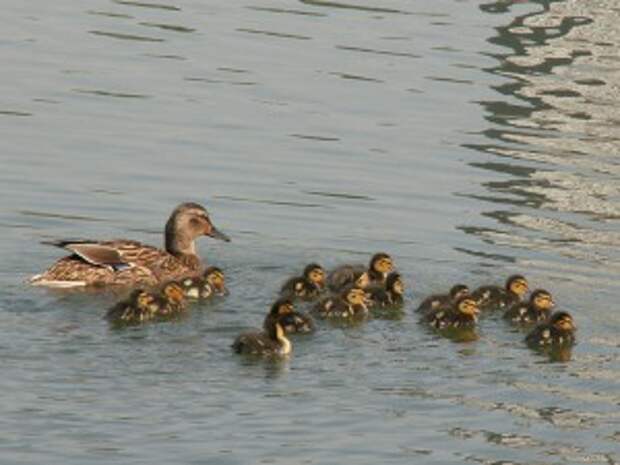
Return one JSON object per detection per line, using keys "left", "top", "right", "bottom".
{"left": 416, "top": 284, "right": 469, "bottom": 314}
{"left": 263, "top": 298, "right": 315, "bottom": 334}
{"left": 280, "top": 263, "right": 326, "bottom": 300}
{"left": 180, "top": 266, "right": 227, "bottom": 300}
{"left": 105, "top": 281, "right": 187, "bottom": 325}
{"left": 504, "top": 289, "right": 554, "bottom": 326}
{"left": 105, "top": 288, "right": 159, "bottom": 325}
{"left": 472, "top": 274, "right": 529, "bottom": 312}
{"left": 424, "top": 295, "right": 480, "bottom": 330}
{"left": 327, "top": 252, "right": 394, "bottom": 292}
{"left": 156, "top": 281, "right": 187, "bottom": 315}
{"left": 313, "top": 286, "right": 369, "bottom": 320}
{"left": 232, "top": 317, "right": 292, "bottom": 357}
{"left": 366, "top": 272, "right": 405, "bottom": 308}
{"left": 30, "top": 202, "right": 230, "bottom": 288}
{"left": 180, "top": 276, "right": 213, "bottom": 300}
{"left": 525, "top": 311, "right": 576, "bottom": 349}
{"left": 204, "top": 266, "right": 228, "bottom": 296}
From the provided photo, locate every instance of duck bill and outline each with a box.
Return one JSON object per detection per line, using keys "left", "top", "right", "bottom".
{"left": 206, "top": 224, "right": 231, "bottom": 242}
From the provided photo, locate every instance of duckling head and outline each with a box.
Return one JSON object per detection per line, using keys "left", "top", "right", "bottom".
{"left": 506, "top": 274, "right": 528, "bottom": 297}
{"left": 344, "top": 286, "right": 368, "bottom": 308}
{"left": 134, "top": 290, "right": 156, "bottom": 311}
{"left": 288, "top": 277, "right": 310, "bottom": 298}
{"left": 304, "top": 263, "right": 326, "bottom": 289}
{"left": 456, "top": 296, "right": 480, "bottom": 317}
{"left": 530, "top": 289, "right": 554, "bottom": 312}
{"left": 449, "top": 284, "right": 470, "bottom": 301}
{"left": 386, "top": 272, "right": 404, "bottom": 295}
{"left": 550, "top": 311, "right": 576, "bottom": 332}
{"left": 162, "top": 281, "right": 186, "bottom": 305}
{"left": 370, "top": 252, "right": 394, "bottom": 276}
{"left": 204, "top": 266, "right": 227, "bottom": 295}
{"left": 270, "top": 297, "right": 295, "bottom": 317}
{"left": 355, "top": 272, "right": 371, "bottom": 289}
{"left": 165, "top": 202, "right": 230, "bottom": 255}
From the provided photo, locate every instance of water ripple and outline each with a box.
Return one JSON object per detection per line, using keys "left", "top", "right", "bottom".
{"left": 335, "top": 45, "right": 421, "bottom": 59}
{"left": 0, "top": 110, "right": 32, "bottom": 117}
{"left": 236, "top": 28, "right": 311, "bottom": 41}
{"left": 89, "top": 30, "right": 164, "bottom": 42}
{"left": 299, "top": 0, "right": 410, "bottom": 15}
{"left": 112, "top": 0, "right": 180, "bottom": 11}
{"left": 245, "top": 6, "right": 327, "bottom": 17}
{"left": 73, "top": 89, "right": 150, "bottom": 99}
{"left": 18, "top": 210, "right": 106, "bottom": 223}
{"left": 139, "top": 22, "right": 195, "bottom": 33}
{"left": 329, "top": 72, "right": 383, "bottom": 83}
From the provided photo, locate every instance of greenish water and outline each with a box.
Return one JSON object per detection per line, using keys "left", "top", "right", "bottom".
{"left": 1, "top": 1, "right": 619, "bottom": 464}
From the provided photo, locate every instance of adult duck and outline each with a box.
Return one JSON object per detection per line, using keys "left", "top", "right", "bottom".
{"left": 30, "top": 202, "right": 230, "bottom": 288}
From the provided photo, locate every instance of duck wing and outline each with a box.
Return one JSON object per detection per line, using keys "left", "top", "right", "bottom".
{"left": 44, "top": 240, "right": 128, "bottom": 269}
{"left": 44, "top": 239, "right": 168, "bottom": 270}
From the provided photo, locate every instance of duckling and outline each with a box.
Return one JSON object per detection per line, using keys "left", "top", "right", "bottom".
{"left": 105, "top": 281, "right": 186, "bottom": 325}
{"left": 105, "top": 288, "right": 159, "bottom": 325}
{"left": 203, "top": 266, "right": 228, "bottom": 296}
{"left": 504, "top": 289, "right": 554, "bottom": 325}
{"left": 424, "top": 295, "right": 480, "bottom": 330}
{"left": 232, "top": 319, "right": 292, "bottom": 357}
{"left": 280, "top": 263, "right": 326, "bottom": 300}
{"left": 327, "top": 252, "right": 394, "bottom": 292}
{"left": 263, "top": 298, "right": 315, "bottom": 334}
{"left": 472, "top": 274, "right": 529, "bottom": 311}
{"left": 416, "top": 284, "right": 469, "bottom": 314}
{"left": 155, "top": 281, "right": 187, "bottom": 316}
{"left": 180, "top": 276, "right": 213, "bottom": 300}
{"left": 314, "top": 286, "right": 369, "bottom": 320}
{"left": 180, "top": 266, "right": 227, "bottom": 300}
{"left": 305, "top": 263, "right": 327, "bottom": 290}
{"left": 525, "top": 311, "right": 576, "bottom": 348}
{"left": 366, "top": 272, "right": 405, "bottom": 308}
{"left": 280, "top": 277, "right": 320, "bottom": 300}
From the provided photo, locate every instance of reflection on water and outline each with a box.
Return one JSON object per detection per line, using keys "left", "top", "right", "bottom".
{"left": 462, "top": 0, "right": 620, "bottom": 289}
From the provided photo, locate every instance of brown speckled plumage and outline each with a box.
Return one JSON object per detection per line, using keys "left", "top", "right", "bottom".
{"left": 30, "top": 203, "right": 229, "bottom": 288}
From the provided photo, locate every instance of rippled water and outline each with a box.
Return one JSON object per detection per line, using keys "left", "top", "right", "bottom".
{"left": 1, "top": 1, "right": 619, "bottom": 464}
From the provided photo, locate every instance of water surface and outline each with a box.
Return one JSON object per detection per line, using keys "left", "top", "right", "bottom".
{"left": 1, "top": 1, "right": 619, "bottom": 464}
